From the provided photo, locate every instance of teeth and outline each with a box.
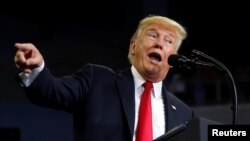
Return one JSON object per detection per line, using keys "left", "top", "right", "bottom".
{"left": 149, "top": 53, "right": 161, "bottom": 62}
{"left": 150, "top": 56, "right": 159, "bottom": 61}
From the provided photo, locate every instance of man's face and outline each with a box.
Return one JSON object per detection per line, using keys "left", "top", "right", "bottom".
{"left": 130, "top": 23, "right": 178, "bottom": 82}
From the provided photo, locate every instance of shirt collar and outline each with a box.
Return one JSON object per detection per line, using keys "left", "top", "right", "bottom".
{"left": 131, "top": 66, "right": 162, "bottom": 98}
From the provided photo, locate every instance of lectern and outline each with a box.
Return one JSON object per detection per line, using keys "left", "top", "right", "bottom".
{"left": 154, "top": 117, "right": 221, "bottom": 141}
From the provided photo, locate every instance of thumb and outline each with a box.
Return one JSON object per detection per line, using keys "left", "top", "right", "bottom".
{"left": 25, "top": 55, "right": 43, "bottom": 68}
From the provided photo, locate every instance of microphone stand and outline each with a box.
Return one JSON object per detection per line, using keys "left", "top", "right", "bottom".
{"left": 191, "top": 49, "right": 238, "bottom": 125}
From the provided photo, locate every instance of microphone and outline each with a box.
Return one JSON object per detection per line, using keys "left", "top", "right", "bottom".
{"left": 168, "top": 51, "right": 238, "bottom": 125}
{"left": 168, "top": 54, "right": 217, "bottom": 69}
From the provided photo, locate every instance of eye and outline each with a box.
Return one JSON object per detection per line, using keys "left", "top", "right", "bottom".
{"left": 164, "top": 38, "right": 173, "bottom": 45}
{"left": 147, "top": 32, "right": 157, "bottom": 39}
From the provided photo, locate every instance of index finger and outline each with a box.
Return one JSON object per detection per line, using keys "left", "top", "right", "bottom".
{"left": 14, "top": 43, "right": 35, "bottom": 51}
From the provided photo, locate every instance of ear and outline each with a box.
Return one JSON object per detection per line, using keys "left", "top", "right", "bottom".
{"left": 129, "top": 41, "right": 136, "bottom": 55}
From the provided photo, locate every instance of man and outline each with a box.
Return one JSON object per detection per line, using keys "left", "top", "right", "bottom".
{"left": 14, "top": 15, "right": 193, "bottom": 141}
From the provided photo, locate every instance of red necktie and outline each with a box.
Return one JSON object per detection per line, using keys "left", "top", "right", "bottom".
{"left": 136, "top": 81, "right": 153, "bottom": 141}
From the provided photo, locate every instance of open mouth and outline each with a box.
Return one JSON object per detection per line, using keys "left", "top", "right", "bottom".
{"left": 148, "top": 52, "right": 162, "bottom": 62}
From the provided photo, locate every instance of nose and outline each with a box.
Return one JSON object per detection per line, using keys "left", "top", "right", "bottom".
{"left": 154, "top": 39, "right": 164, "bottom": 50}
{"left": 154, "top": 44, "right": 162, "bottom": 50}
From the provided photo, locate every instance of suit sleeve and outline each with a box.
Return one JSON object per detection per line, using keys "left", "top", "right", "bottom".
{"left": 21, "top": 63, "right": 95, "bottom": 112}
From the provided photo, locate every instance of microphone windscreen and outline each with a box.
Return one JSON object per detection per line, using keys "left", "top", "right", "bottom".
{"left": 168, "top": 54, "right": 182, "bottom": 66}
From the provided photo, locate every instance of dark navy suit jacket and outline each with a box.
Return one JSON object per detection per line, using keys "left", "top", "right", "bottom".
{"left": 21, "top": 63, "right": 193, "bottom": 141}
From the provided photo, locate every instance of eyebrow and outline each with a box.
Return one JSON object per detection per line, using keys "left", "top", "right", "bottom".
{"left": 146, "top": 28, "right": 175, "bottom": 39}
{"left": 146, "top": 28, "right": 157, "bottom": 32}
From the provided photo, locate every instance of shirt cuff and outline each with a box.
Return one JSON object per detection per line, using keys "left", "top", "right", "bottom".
{"left": 19, "top": 61, "right": 45, "bottom": 87}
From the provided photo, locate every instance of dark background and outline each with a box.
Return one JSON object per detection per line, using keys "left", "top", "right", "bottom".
{"left": 1, "top": 0, "right": 249, "bottom": 141}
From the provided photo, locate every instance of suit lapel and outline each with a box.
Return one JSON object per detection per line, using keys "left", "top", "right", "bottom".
{"left": 116, "top": 69, "right": 182, "bottom": 136}
{"left": 116, "top": 68, "right": 135, "bottom": 139}
{"left": 162, "top": 84, "right": 179, "bottom": 131}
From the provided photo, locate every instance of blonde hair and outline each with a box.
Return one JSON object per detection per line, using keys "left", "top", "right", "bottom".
{"left": 128, "top": 15, "right": 187, "bottom": 62}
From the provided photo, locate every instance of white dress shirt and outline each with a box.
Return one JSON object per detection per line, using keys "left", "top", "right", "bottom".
{"left": 131, "top": 66, "right": 165, "bottom": 141}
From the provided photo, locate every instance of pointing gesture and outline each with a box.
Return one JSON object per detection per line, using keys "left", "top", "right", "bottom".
{"left": 14, "top": 43, "right": 43, "bottom": 74}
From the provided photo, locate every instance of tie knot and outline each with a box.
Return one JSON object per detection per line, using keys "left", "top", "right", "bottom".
{"left": 143, "top": 81, "right": 153, "bottom": 90}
